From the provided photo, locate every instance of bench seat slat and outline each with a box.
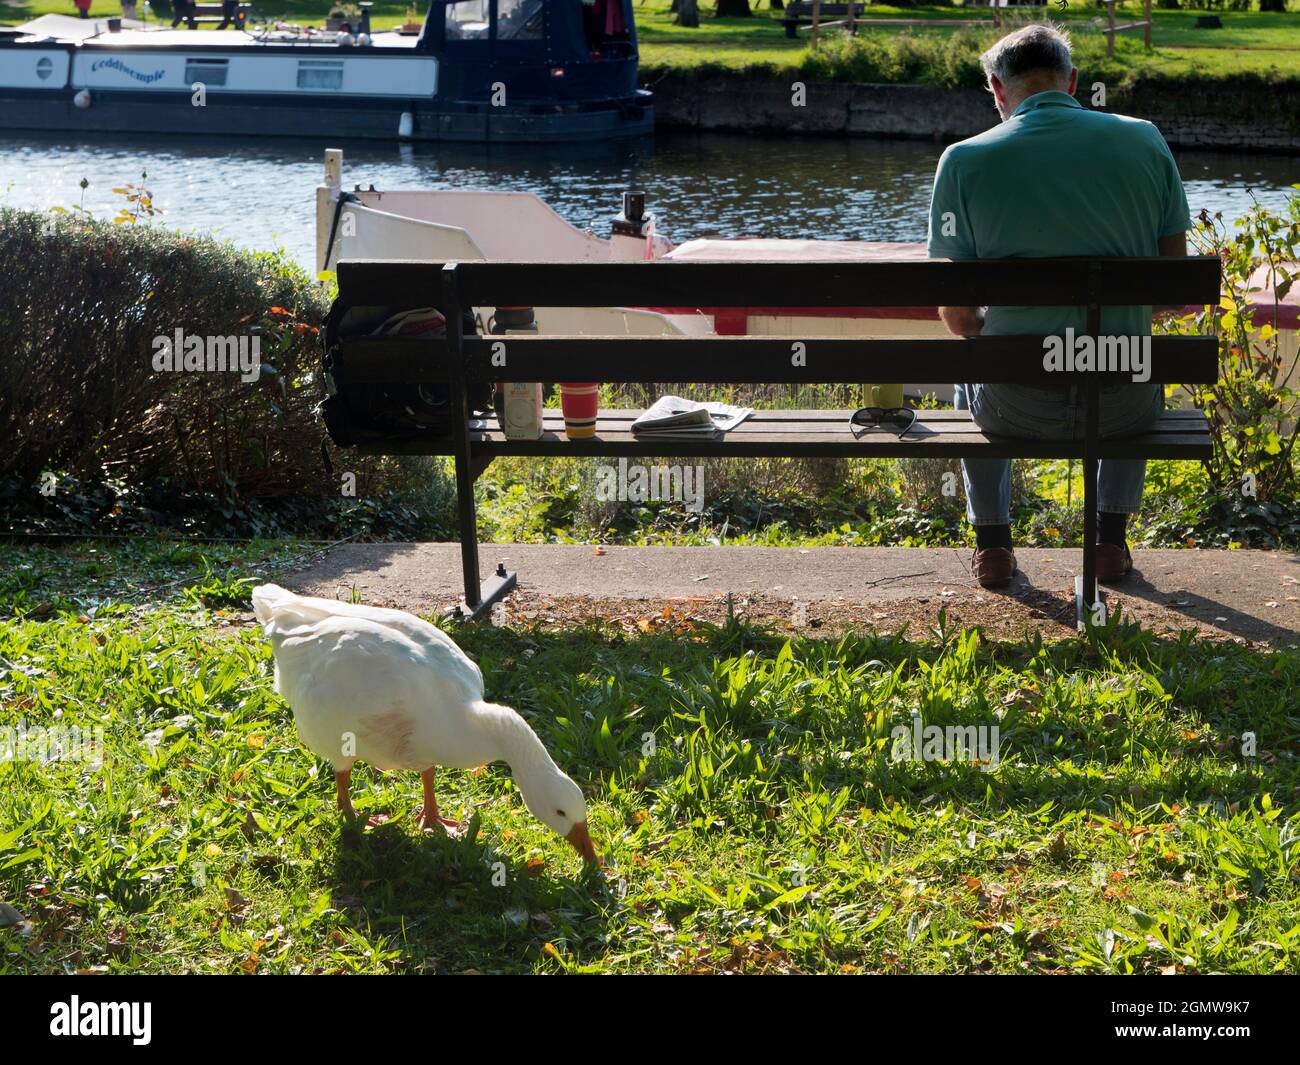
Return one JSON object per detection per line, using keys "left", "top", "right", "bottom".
{"left": 354, "top": 409, "right": 1210, "bottom": 461}
{"left": 550, "top": 408, "right": 1209, "bottom": 427}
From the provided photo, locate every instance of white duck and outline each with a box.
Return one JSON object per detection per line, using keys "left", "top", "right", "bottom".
{"left": 251, "top": 584, "right": 598, "bottom": 864}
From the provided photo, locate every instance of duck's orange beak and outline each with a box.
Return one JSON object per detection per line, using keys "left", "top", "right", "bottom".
{"left": 565, "top": 821, "right": 601, "bottom": 866}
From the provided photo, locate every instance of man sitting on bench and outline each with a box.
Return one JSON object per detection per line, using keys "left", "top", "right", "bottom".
{"left": 927, "top": 23, "right": 1191, "bottom": 589}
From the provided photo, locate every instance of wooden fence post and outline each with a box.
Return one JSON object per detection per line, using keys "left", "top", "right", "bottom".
{"left": 810, "top": 0, "right": 821, "bottom": 49}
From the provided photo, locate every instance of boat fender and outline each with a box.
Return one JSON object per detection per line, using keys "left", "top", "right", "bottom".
{"left": 73, "top": 89, "right": 92, "bottom": 109}
{"left": 321, "top": 191, "right": 360, "bottom": 271}
{"left": 336, "top": 31, "right": 355, "bottom": 45}
{"left": 398, "top": 112, "right": 414, "bottom": 140}
{"left": 357, "top": 32, "right": 371, "bottom": 46}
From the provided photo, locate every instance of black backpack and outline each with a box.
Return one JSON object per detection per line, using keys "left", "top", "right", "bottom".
{"left": 320, "top": 301, "right": 494, "bottom": 449}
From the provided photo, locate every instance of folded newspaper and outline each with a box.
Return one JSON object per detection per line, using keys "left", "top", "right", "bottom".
{"left": 630, "top": 396, "right": 754, "bottom": 439}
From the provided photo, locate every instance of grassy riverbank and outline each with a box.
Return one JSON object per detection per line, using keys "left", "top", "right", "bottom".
{"left": 2, "top": 537, "right": 1298, "bottom": 974}
{"left": 9, "top": 2, "right": 1300, "bottom": 83}
{"left": 637, "top": 4, "right": 1300, "bottom": 83}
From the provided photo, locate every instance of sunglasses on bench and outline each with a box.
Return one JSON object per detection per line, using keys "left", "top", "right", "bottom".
{"left": 850, "top": 406, "right": 917, "bottom": 438}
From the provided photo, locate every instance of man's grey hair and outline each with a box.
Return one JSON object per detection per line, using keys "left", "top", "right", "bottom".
{"left": 980, "top": 24, "right": 1073, "bottom": 86}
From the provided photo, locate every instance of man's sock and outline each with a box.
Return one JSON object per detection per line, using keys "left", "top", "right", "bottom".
{"left": 975, "top": 524, "right": 1013, "bottom": 551}
{"left": 1098, "top": 512, "right": 1128, "bottom": 547}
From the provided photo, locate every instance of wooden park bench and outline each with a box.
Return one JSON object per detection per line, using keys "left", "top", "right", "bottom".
{"left": 171, "top": 2, "right": 250, "bottom": 29}
{"left": 328, "top": 255, "right": 1220, "bottom": 627}
{"left": 1101, "top": 0, "right": 1153, "bottom": 58}
{"left": 778, "top": 2, "right": 865, "bottom": 38}
{"left": 778, "top": 2, "right": 992, "bottom": 43}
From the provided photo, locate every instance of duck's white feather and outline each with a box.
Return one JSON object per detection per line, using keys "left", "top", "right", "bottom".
{"left": 252, "top": 584, "right": 593, "bottom": 853}
{"left": 253, "top": 584, "right": 483, "bottom": 704}
{"left": 252, "top": 584, "right": 493, "bottom": 771}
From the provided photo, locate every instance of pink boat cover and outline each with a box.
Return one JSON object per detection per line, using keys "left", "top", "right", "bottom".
{"left": 657, "top": 239, "right": 1299, "bottom": 332}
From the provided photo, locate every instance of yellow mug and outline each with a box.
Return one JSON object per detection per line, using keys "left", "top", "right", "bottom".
{"left": 864, "top": 383, "right": 905, "bottom": 408}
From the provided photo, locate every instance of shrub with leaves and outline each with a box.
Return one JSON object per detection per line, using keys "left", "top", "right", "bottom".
{"left": 1162, "top": 191, "right": 1299, "bottom": 502}
{"left": 0, "top": 207, "right": 329, "bottom": 495}
{"left": 0, "top": 205, "right": 446, "bottom": 535}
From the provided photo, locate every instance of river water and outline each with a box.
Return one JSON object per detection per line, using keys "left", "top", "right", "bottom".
{"left": 1, "top": 130, "right": 1296, "bottom": 269}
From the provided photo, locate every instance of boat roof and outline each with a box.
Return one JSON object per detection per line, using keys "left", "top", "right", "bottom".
{"left": 666, "top": 239, "right": 929, "bottom": 262}
{"left": 6, "top": 13, "right": 420, "bottom": 49}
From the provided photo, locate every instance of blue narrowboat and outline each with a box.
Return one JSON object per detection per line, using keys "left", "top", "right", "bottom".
{"left": 0, "top": 1, "right": 653, "bottom": 142}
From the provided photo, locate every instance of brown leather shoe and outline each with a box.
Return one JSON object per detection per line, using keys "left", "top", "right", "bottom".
{"left": 971, "top": 547, "right": 1017, "bottom": 588}
{"left": 1096, "top": 543, "right": 1133, "bottom": 583}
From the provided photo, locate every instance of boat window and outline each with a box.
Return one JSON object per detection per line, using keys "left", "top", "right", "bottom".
{"left": 444, "top": 0, "right": 490, "bottom": 40}
{"left": 297, "top": 59, "right": 345, "bottom": 90}
{"left": 184, "top": 57, "right": 229, "bottom": 86}
{"left": 496, "top": 0, "right": 543, "bottom": 40}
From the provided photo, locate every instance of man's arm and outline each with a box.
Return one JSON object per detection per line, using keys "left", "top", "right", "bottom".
{"left": 928, "top": 146, "right": 982, "bottom": 336}
{"left": 1158, "top": 232, "right": 1187, "bottom": 258}
{"left": 1154, "top": 231, "right": 1187, "bottom": 316}
{"left": 938, "top": 305, "right": 985, "bottom": 337}
{"left": 1153, "top": 126, "right": 1192, "bottom": 316}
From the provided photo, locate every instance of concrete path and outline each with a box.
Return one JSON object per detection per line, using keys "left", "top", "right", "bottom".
{"left": 287, "top": 543, "right": 1300, "bottom": 646}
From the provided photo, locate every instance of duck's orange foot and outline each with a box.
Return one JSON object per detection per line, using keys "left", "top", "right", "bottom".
{"left": 414, "top": 806, "right": 466, "bottom": 835}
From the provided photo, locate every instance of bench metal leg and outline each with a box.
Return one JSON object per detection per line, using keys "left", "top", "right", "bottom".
{"left": 1077, "top": 448, "right": 1102, "bottom": 632}
{"left": 442, "top": 266, "right": 516, "bottom": 623}
{"left": 448, "top": 448, "right": 520, "bottom": 623}
{"left": 1078, "top": 281, "right": 1105, "bottom": 632}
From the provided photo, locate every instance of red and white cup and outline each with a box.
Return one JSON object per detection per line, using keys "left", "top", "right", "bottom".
{"left": 559, "top": 382, "right": 599, "bottom": 439}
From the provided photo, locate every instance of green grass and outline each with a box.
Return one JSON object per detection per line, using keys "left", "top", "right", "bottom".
{"left": 637, "top": 4, "right": 1300, "bottom": 81}
{"left": 468, "top": 446, "right": 1290, "bottom": 551}
{"left": 5, "top": 1, "right": 1298, "bottom": 81}
{"left": 2, "top": 539, "right": 1298, "bottom": 973}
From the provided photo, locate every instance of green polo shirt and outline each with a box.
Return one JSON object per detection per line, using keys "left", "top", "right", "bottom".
{"left": 926, "top": 90, "right": 1191, "bottom": 338}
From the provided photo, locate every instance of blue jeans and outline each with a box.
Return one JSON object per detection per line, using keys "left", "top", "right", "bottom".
{"left": 953, "top": 382, "right": 1164, "bottom": 526}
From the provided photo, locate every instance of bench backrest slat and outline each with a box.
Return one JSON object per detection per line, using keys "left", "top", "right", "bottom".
{"left": 336, "top": 256, "right": 1222, "bottom": 310}
{"left": 339, "top": 334, "right": 1219, "bottom": 385}
{"left": 465, "top": 335, "right": 1219, "bottom": 385}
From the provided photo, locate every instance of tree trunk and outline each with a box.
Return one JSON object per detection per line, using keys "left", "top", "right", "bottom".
{"left": 715, "top": 0, "right": 753, "bottom": 16}
{"left": 675, "top": 0, "right": 699, "bottom": 24}
{"left": 1259, "top": 0, "right": 1283, "bottom": 10}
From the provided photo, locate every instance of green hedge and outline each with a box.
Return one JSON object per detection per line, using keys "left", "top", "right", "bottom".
{"left": 0, "top": 209, "right": 444, "bottom": 535}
